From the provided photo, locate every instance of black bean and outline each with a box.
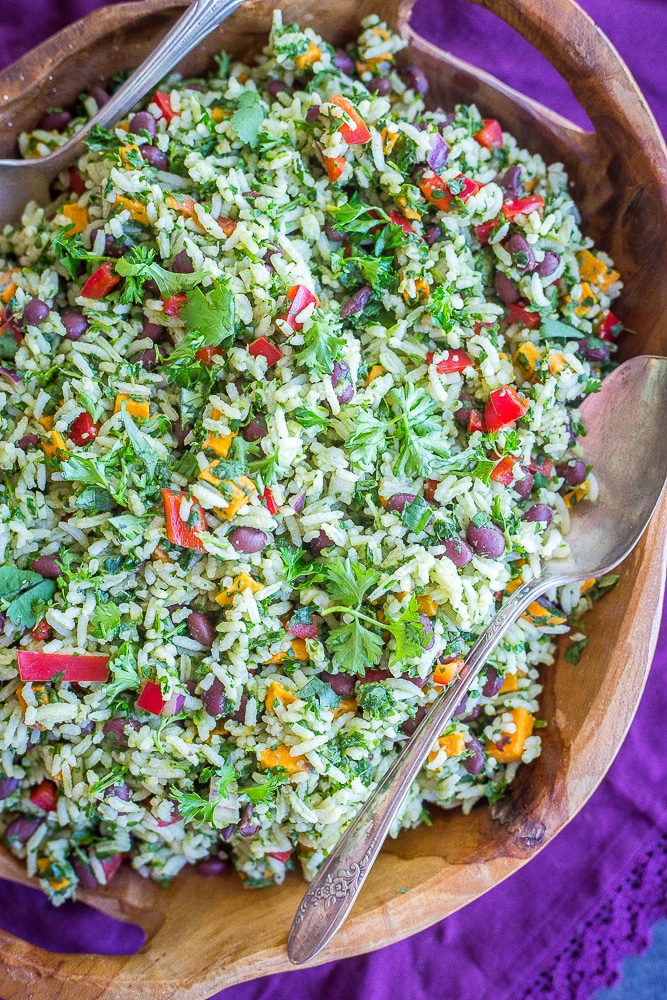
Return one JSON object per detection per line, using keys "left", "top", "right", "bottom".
{"left": 140, "top": 145, "right": 169, "bottom": 170}
{"left": 333, "top": 49, "right": 355, "bottom": 74}
{"left": 40, "top": 110, "right": 72, "bottom": 131}
{"left": 466, "top": 522, "right": 506, "bottom": 558}
{"left": 73, "top": 859, "right": 98, "bottom": 889}
{"left": 305, "top": 104, "right": 321, "bottom": 122}
{"left": 462, "top": 735, "right": 485, "bottom": 774}
{"left": 197, "top": 856, "right": 230, "bottom": 876}
{"left": 267, "top": 79, "right": 288, "bottom": 97}
{"left": 337, "top": 383, "right": 355, "bottom": 404}
{"left": 385, "top": 493, "right": 416, "bottom": 513}
{"left": 292, "top": 492, "right": 306, "bottom": 514}
{"left": 18, "top": 434, "right": 39, "bottom": 450}
{"left": 228, "top": 527, "right": 268, "bottom": 554}
{"left": 401, "top": 704, "right": 427, "bottom": 737}
{"left": 320, "top": 671, "right": 355, "bottom": 697}
{"left": 102, "top": 718, "right": 140, "bottom": 747}
{"left": 230, "top": 693, "right": 248, "bottom": 724}
{"left": 104, "top": 781, "right": 131, "bottom": 801}
{"left": 536, "top": 251, "right": 560, "bottom": 277}
{"left": 580, "top": 336, "right": 609, "bottom": 363}
{"left": 309, "top": 530, "right": 334, "bottom": 556}
{"left": 499, "top": 164, "right": 523, "bottom": 197}
{"left": 30, "top": 555, "right": 62, "bottom": 579}
{"left": 369, "top": 77, "right": 392, "bottom": 96}
{"left": 238, "top": 803, "right": 260, "bottom": 837}
{"left": 331, "top": 360, "right": 350, "bottom": 388}
{"left": 556, "top": 458, "right": 587, "bottom": 486}
{"left": 438, "top": 536, "right": 473, "bottom": 568}
{"left": 62, "top": 311, "right": 88, "bottom": 341}
{"left": 507, "top": 233, "right": 535, "bottom": 273}
{"left": 241, "top": 418, "right": 268, "bottom": 442}
{"left": 187, "top": 611, "right": 215, "bottom": 646}
{"left": 130, "top": 111, "right": 157, "bottom": 139}
{"left": 201, "top": 677, "right": 229, "bottom": 718}
{"left": 400, "top": 66, "right": 428, "bottom": 95}
{"left": 4, "top": 816, "right": 41, "bottom": 844}
{"left": 512, "top": 468, "right": 534, "bottom": 499}
{"left": 341, "top": 285, "right": 372, "bottom": 318}
{"left": 495, "top": 271, "right": 520, "bottom": 304}
{"left": 0, "top": 776, "right": 19, "bottom": 799}
{"left": 138, "top": 347, "right": 157, "bottom": 370}
{"left": 23, "top": 298, "right": 50, "bottom": 326}
{"left": 324, "top": 219, "right": 347, "bottom": 243}
{"left": 424, "top": 225, "right": 442, "bottom": 246}
{"left": 88, "top": 85, "right": 110, "bottom": 108}
{"left": 358, "top": 668, "right": 391, "bottom": 684}
{"left": 522, "top": 504, "right": 553, "bottom": 525}
{"left": 171, "top": 250, "right": 194, "bottom": 274}
{"left": 482, "top": 665, "right": 503, "bottom": 697}
{"left": 142, "top": 317, "right": 166, "bottom": 342}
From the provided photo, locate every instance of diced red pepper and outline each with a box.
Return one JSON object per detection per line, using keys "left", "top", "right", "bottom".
{"left": 29, "top": 780, "right": 57, "bottom": 812}
{"left": 216, "top": 216, "right": 237, "bottom": 237}
{"left": 388, "top": 209, "right": 415, "bottom": 234}
{"left": 324, "top": 156, "right": 346, "bottom": 183}
{"left": 248, "top": 337, "right": 284, "bottom": 367}
{"left": 485, "top": 386, "right": 529, "bottom": 431}
{"left": 507, "top": 302, "right": 541, "bottom": 329}
{"left": 528, "top": 457, "right": 554, "bottom": 477}
{"left": 474, "top": 219, "right": 499, "bottom": 245}
{"left": 267, "top": 850, "right": 292, "bottom": 862}
{"left": 423, "top": 478, "right": 439, "bottom": 503}
{"left": 288, "top": 612, "right": 318, "bottom": 639}
{"left": 99, "top": 854, "right": 126, "bottom": 882}
{"left": 277, "top": 284, "right": 318, "bottom": 332}
{"left": 162, "top": 489, "right": 206, "bottom": 551}
{"left": 163, "top": 292, "right": 188, "bottom": 316}
{"left": 69, "top": 411, "right": 98, "bottom": 447}
{"left": 154, "top": 90, "right": 177, "bottom": 124}
{"left": 81, "top": 262, "right": 121, "bottom": 300}
{"left": 31, "top": 619, "right": 51, "bottom": 643}
{"left": 468, "top": 409, "right": 485, "bottom": 434}
{"left": 69, "top": 166, "right": 86, "bottom": 196}
{"left": 474, "top": 118, "right": 504, "bottom": 150}
{"left": 490, "top": 456, "right": 518, "bottom": 486}
{"left": 17, "top": 650, "right": 110, "bottom": 683}
{"left": 264, "top": 488, "right": 279, "bottom": 515}
{"left": 501, "top": 195, "right": 545, "bottom": 221}
{"left": 136, "top": 679, "right": 166, "bottom": 716}
{"left": 598, "top": 310, "right": 623, "bottom": 341}
{"left": 195, "top": 345, "right": 223, "bottom": 364}
{"left": 418, "top": 172, "right": 482, "bottom": 211}
{"left": 426, "top": 349, "right": 474, "bottom": 375}
{"left": 330, "top": 95, "right": 372, "bottom": 145}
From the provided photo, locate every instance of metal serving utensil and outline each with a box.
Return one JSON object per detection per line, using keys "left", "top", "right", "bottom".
{"left": 288, "top": 354, "right": 667, "bottom": 965}
{"left": 0, "top": 0, "right": 244, "bottom": 225}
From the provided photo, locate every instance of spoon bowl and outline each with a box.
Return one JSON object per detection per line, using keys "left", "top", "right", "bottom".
{"left": 288, "top": 355, "right": 667, "bottom": 965}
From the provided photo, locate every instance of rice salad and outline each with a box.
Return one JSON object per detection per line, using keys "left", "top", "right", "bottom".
{"left": 0, "top": 12, "right": 622, "bottom": 903}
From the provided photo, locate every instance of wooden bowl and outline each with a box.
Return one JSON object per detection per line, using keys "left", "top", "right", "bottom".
{"left": 1, "top": 1, "right": 666, "bottom": 996}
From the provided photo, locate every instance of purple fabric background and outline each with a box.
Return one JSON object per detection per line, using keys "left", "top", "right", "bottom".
{"left": 1, "top": 2, "right": 666, "bottom": 998}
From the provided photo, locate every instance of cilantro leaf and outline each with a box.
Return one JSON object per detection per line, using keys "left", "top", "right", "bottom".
{"left": 384, "top": 595, "right": 426, "bottom": 663}
{"left": 114, "top": 246, "right": 208, "bottom": 302}
{"left": 181, "top": 282, "right": 235, "bottom": 345}
{"left": 0, "top": 329, "right": 18, "bottom": 359}
{"left": 73, "top": 487, "right": 116, "bottom": 513}
{"left": 541, "top": 317, "right": 584, "bottom": 340}
{"left": 401, "top": 496, "right": 431, "bottom": 533}
{"left": 84, "top": 123, "right": 122, "bottom": 156}
{"left": 230, "top": 91, "right": 266, "bottom": 147}
{"left": 119, "top": 408, "right": 160, "bottom": 478}
{"left": 242, "top": 770, "right": 289, "bottom": 803}
{"left": 326, "top": 616, "right": 384, "bottom": 675}
{"left": 89, "top": 766, "right": 127, "bottom": 800}
{"left": 296, "top": 312, "right": 345, "bottom": 375}
{"left": 6, "top": 578, "right": 56, "bottom": 628}
{"left": 345, "top": 406, "right": 387, "bottom": 467}
{"left": 276, "top": 539, "right": 315, "bottom": 590}
{"left": 104, "top": 641, "right": 140, "bottom": 703}
{"left": 51, "top": 230, "right": 109, "bottom": 282}
{"left": 294, "top": 404, "right": 330, "bottom": 429}
{"left": 90, "top": 602, "right": 121, "bottom": 641}
{"left": 60, "top": 455, "right": 111, "bottom": 492}
{"left": 388, "top": 384, "right": 452, "bottom": 478}
{"left": 329, "top": 197, "right": 389, "bottom": 234}
{"left": 358, "top": 682, "right": 396, "bottom": 719}
{"left": 319, "top": 556, "right": 380, "bottom": 607}
{"left": 299, "top": 677, "right": 341, "bottom": 712}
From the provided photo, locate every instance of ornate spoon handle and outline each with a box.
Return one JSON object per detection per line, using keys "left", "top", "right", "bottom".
{"left": 288, "top": 577, "right": 548, "bottom": 964}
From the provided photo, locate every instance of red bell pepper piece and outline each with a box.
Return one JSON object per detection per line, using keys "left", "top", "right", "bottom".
{"left": 81, "top": 262, "right": 121, "bottom": 300}
{"left": 468, "top": 409, "right": 485, "bottom": 434}
{"left": 264, "top": 488, "right": 279, "bottom": 515}
{"left": 163, "top": 292, "right": 189, "bottom": 316}
{"left": 507, "top": 302, "right": 541, "bottom": 329}
{"left": 162, "top": 489, "right": 206, "bottom": 551}
{"left": 490, "top": 455, "right": 518, "bottom": 486}
{"left": 598, "top": 310, "right": 623, "bottom": 341}
{"left": 248, "top": 337, "right": 284, "bottom": 367}
{"left": 474, "top": 219, "right": 499, "bottom": 245}
{"left": 18, "top": 650, "right": 110, "bottom": 683}
{"left": 267, "top": 850, "right": 292, "bottom": 862}
{"left": 423, "top": 478, "right": 439, "bottom": 503}
{"left": 324, "top": 155, "right": 346, "bottom": 183}
{"left": 195, "top": 345, "right": 223, "bottom": 364}
{"left": 528, "top": 456, "right": 554, "bottom": 477}
{"left": 99, "top": 854, "right": 126, "bottom": 882}
{"left": 277, "top": 284, "right": 318, "bottom": 331}
{"left": 29, "top": 780, "right": 57, "bottom": 812}
{"left": 426, "top": 349, "right": 474, "bottom": 375}
{"left": 69, "top": 166, "right": 86, "bottom": 196}
{"left": 485, "top": 386, "right": 529, "bottom": 431}
{"left": 418, "top": 172, "right": 482, "bottom": 211}
{"left": 69, "top": 411, "right": 99, "bottom": 447}
{"left": 474, "top": 118, "right": 504, "bottom": 150}
{"left": 154, "top": 90, "right": 177, "bottom": 124}
{"left": 136, "top": 679, "right": 166, "bottom": 716}
{"left": 31, "top": 619, "right": 51, "bottom": 643}
{"left": 388, "top": 209, "right": 415, "bottom": 234}
{"left": 330, "top": 95, "right": 372, "bottom": 145}
{"left": 501, "top": 195, "right": 545, "bottom": 221}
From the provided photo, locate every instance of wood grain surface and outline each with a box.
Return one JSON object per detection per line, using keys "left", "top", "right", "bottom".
{"left": 0, "top": 0, "right": 666, "bottom": 996}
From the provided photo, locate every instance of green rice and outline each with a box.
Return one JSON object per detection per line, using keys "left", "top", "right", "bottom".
{"left": 0, "top": 11, "right": 620, "bottom": 902}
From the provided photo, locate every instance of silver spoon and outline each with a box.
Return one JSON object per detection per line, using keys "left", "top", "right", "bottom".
{"left": 288, "top": 354, "right": 667, "bottom": 965}
{"left": 0, "top": 0, "right": 244, "bottom": 226}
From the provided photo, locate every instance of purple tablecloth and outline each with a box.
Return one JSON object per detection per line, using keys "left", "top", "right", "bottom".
{"left": 1, "top": 2, "right": 666, "bottom": 998}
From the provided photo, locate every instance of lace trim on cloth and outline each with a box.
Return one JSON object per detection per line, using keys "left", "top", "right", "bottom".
{"left": 517, "top": 830, "right": 667, "bottom": 1000}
